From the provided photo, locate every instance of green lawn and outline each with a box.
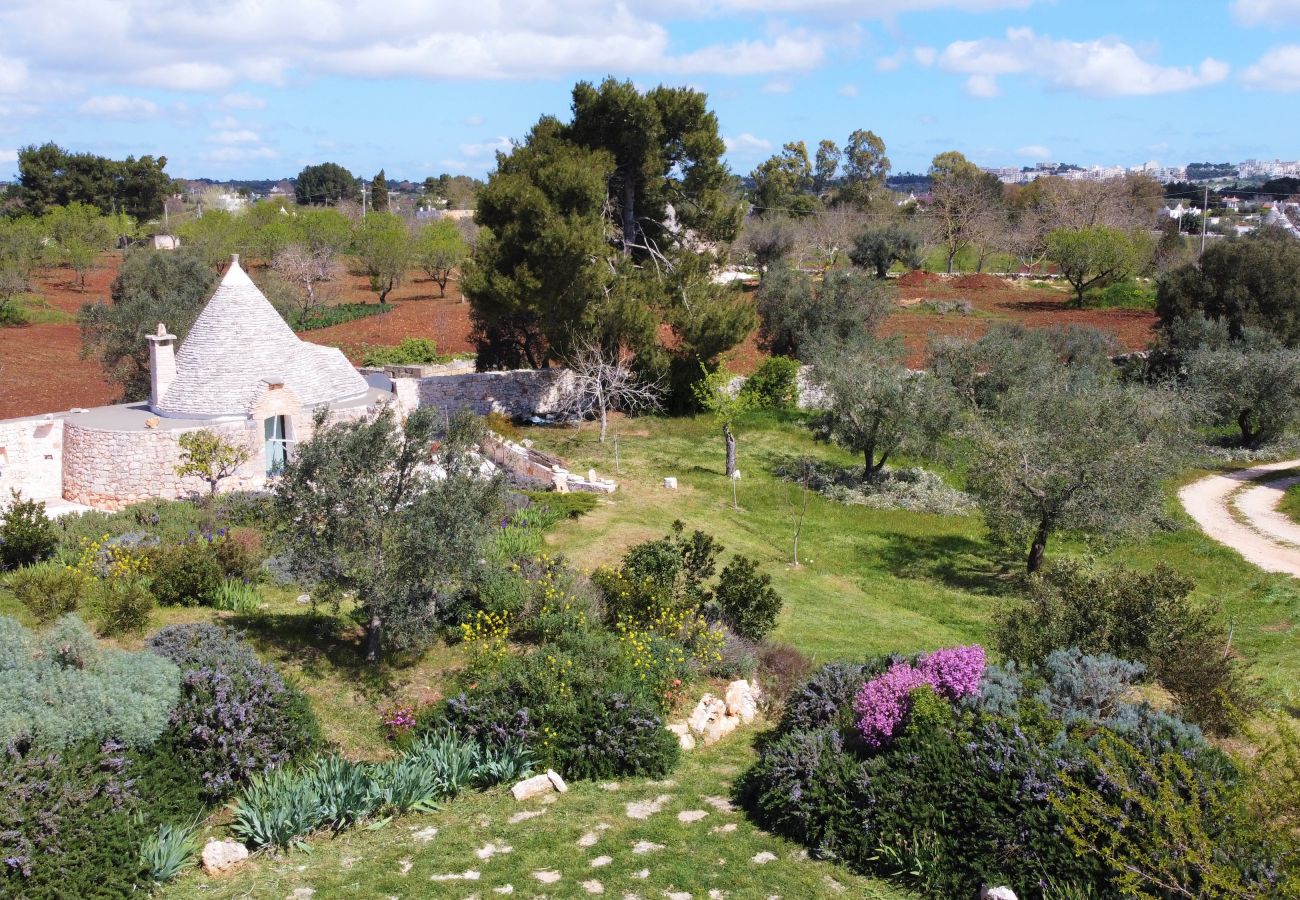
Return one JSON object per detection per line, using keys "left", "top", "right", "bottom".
{"left": 1280, "top": 481, "right": 1300, "bottom": 528}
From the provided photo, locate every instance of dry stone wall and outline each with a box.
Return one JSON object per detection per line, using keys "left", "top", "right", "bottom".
{"left": 376, "top": 365, "right": 574, "bottom": 420}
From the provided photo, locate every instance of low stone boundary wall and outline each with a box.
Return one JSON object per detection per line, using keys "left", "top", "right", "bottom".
{"left": 368, "top": 364, "right": 575, "bottom": 421}
{"left": 0, "top": 416, "right": 64, "bottom": 500}
{"left": 482, "top": 433, "right": 615, "bottom": 494}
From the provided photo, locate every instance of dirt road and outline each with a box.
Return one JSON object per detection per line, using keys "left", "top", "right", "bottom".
{"left": 1178, "top": 460, "right": 1300, "bottom": 577}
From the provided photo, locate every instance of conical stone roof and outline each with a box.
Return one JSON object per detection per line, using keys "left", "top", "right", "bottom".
{"left": 155, "top": 257, "right": 369, "bottom": 418}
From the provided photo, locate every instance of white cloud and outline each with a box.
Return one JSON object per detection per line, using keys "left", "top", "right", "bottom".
{"left": 0, "top": 55, "right": 28, "bottom": 94}
{"left": 202, "top": 145, "right": 277, "bottom": 162}
{"left": 1242, "top": 45, "right": 1300, "bottom": 90}
{"left": 459, "top": 136, "right": 513, "bottom": 158}
{"left": 839, "top": 83, "right": 859, "bottom": 96}
{"left": 0, "top": 148, "right": 16, "bottom": 163}
{"left": 762, "top": 79, "right": 792, "bottom": 93}
{"left": 209, "top": 129, "right": 261, "bottom": 144}
{"left": 1016, "top": 144, "right": 1052, "bottom": 159}
{"left": 668, "top": 35, "right": 823, "bottom": 75}
{"left": 721, "top": 0, "right": 1034, "bottom": 14}
{"left": 133, "top": 62, "right": 234, "bottom": 91}
{"left": 221, "top": 92, "right": 266, "bottom": 109}
{"left": 939, "top": 28, "right": 1229, "bottom": 97}
{"left": 724, "top": 133, "right": 772, "bottom": 154}
{"left": 463, "top": 115, "right": 485, "bottom": 126}
{"left": 913, "top": 46, "right": 937, "bottom": 66}
{"left": 1232, "top": 0, "right": 1300, "bottom": 26}
{"left": 77, "top": 94, "right": 158, "bottom": 118}
{"left": 876, "top": 50, "right": 905, "bottom": 72}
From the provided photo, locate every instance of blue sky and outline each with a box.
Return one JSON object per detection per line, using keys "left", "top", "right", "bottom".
{"left": 2, "top": 0, "right": 1300, "bottom": 182}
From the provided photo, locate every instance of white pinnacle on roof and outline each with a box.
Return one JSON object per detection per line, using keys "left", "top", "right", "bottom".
{"left": 153, "top": 255, "right": 369, "bottom": 418}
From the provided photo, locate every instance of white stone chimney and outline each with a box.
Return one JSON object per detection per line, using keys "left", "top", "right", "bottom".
{"left": 147, "top": 322, "right": 178, "bottom": 411}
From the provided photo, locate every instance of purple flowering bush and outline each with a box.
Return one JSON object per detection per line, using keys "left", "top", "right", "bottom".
{"left": 740, "top": 648, "right": 1282, "bottom": 898}
{"left": 853, "top": 644, "right": 985, "bottom": 748}
{"left": 147, "top": 623, "right": 322, "bottom": 799}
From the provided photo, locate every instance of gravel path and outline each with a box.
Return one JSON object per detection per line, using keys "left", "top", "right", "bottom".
{"left": 1179, "top": 460, "right": 1300, "bottom": 577}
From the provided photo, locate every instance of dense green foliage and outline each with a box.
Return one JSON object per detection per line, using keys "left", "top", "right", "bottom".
{"left": 295, "top": 300, "right": 390, "bottom": 330}
{"left": 0, "top": 493, "right": 58, "bottom": 569}
{"left": 756, "top": 265, "right": 894, "bottom": 358}
{"left": 17, "top": 141, "right": 172, "bottom": 219}
{"left": 742, "top": 652, "right": 1287, "bottom": 898}
{"left": 361, "top": 337, "right": 450, "bottom": 367}
{"left": 8, "top": 560, "right": 85, "bottom": 623}
{"left": 1046, "top": 225, "right": 1151, "bottom": 307}
{"left": 146, "top": 623, "right": 323, "bottom": 799}
{"left": 740, "top": 355, "right": 801, "bottom": 408}
{"left": 850, "top": 222, "right": 922, "bottom": 277}
{"left": 78, "top": 249, "right": 218, "bottom": 399}
{"left": 294, "top": 162, "right": 359, "bottom": 205}
{"left": 996, "top": 560, "right": 1254, "bottom": 733}
{"left": 275, "top": 406, "right": 507, "bottom": 661}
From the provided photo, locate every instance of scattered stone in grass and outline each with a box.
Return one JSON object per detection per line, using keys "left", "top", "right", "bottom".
{"left": 650, "top": 778, "right": 677, "bottom": 787}
{"left": 665, "top": 892, "right": 691, "bottom": 900}
{"left": 626, "top": 794, "right": 672, "bottom": 820}
{"left": 822, "top": 875, "right": 846, "bottom": 893}
{"left": 583, "top": 880, "right": 605, "bottom": 894}
{"left": 493, "top": 887, "right": 514, "bottom": 895}
{"left": 532, "top": 870, "right": 562, "bottom": 884}
{"left": 541, "top": 794, "right": 558, "bottom": 804}
{"left": 339, "top": 856, "right": 357, "bottom": 869}
{"left": 703, "top": 796, "right": 734, "bottom": 813}
{"left": 792, "top": 849, "right": 808, "bottom": 861}
{"left": 430, "top": 870, "right": 481, "bottom": 881}
{"left": 751, "top": 852, "right": 777, "bottom": 865}
{"left": 597, "top": 822, "right": 611, "bottom": 831}
{"left": 578, "top": 831, "right": 600, "bottom": 847}
{"left": 508, "top": 809, "right": 546, "bottom": 825}
{"left": 398, "top": 860, "right": 413, "bottom": 875}
{"left": 633, "top": 869, "right": 650, "bottom": 879}
{"left": 709, "top": 891, "right": 730, "bottom": 899}
{"left": 287, "top": 890, "right": 314, "bottom": 900}
{"left": 411, "top": 826, "right": 439, "bottom": 843}
{"left": 591, "top": 856, "right": 613, "bottom": 868}
{"left": 632, "top": 840, "right": 665, "bottom": 854}
{"left": 677, "top": 809, "right": 708, "bottom": 823}
{"left": 475, "top": 842, "right": 513, "bottom": 860}
{"left": 710, "top": 823, "right": 737, "bottom": 834}
{"left": 599, "top": 782, "right": 621, "bottom": 791}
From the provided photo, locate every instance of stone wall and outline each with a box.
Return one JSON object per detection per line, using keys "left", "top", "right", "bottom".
{"left": 377, "top": 365, "right": 574, "bottom": 421}
{"left": 61, "top": 420, "right": 259, "bottom": 511}
{"left": 0, "top": 416, "right": 64, "bottom": 500}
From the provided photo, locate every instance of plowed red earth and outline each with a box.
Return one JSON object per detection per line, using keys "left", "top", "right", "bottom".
{"left": 0, "top": 259, "right": 1154, "bottom": 419}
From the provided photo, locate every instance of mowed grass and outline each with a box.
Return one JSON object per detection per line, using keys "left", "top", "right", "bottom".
{"left": 528, "top": 411, "right": 1300, "bottom": 703}
{"left": 164, "top": 732, "right": 915, "bottom": 900}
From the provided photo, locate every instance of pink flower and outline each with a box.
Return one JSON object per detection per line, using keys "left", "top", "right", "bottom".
{"left": 853, "top": 645, "right": 986, "bottom": 749}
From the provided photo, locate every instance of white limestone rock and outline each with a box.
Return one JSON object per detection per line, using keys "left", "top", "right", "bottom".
{"left": 663, "top": 477, "right": 678, "bottom": 490}
{"left": 724, "top": 680, "right": 759, "bottom": 724}
{"left": 981, "top": 889, "right": 1018, "bottom": 900}
{"left": 666, "top": 721, "right": 696, "bottom": 750}
{"left": 546, "top": 769, "right": 568, "bottom": 793}
{"left": 702, "top": 712, "right": 740, "bottom": 746}
{"left": 511, "top": 773, "right": 556, "bottom": 801}
{"left": 686, "top": 695, "right": 726, "bottom": 734}
{"left": 201, "top": 839, "right": 249, "bottom": 876}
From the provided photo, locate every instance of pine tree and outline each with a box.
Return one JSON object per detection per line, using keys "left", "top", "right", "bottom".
{"left": 371, "top": 169, "right": 389, "bottom": 212}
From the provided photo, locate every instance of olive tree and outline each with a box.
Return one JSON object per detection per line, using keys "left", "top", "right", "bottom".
{"left": 849, "top": 222, "right": 922, "bottom": 278}
{"left": 1187, "top": 346, "right": 1300, "bottom": 448}
{"left": 693, "top": 367, "right": 752, "bottom": 477}
{"left": 274, "top": 406, "right": 507, "bottom": 663}
{"left": 812, "top": 344, "right": 955, "bottom": 481}
{"left": 1046, "top": 226, "right": 1150, "bottom": 307}
{"left": 965, "top": 376, "right": 1186, "bottom": 573}
{"left": 755, "top": 265, "right": 894, "bottom": 359}
{"left": 175, "top": 430, "right": 251, "bottom": 498}
{"left": 353, "top": 212, "right": 411, "bottom": 303}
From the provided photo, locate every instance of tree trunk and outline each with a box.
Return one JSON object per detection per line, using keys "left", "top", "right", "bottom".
{"left": 599, "top": 405, "right": 609, "bottom": 443}
{"left": 1026, "top": 518, "right": 1052, "bottom": 574}
{"left": 946, "top": 249, "right": 956, "bottom": 274}
{"left": 621, "top": 175, "right": 637, "bottom": 252}
{"left": 1238, "top": 409, "right": 1256, "bottom": 448}
{"left": 724, "top": 422, "right": 737, "bottom": 477}
{"left": 364, "top": 613, "right": 383, "bottom": 664}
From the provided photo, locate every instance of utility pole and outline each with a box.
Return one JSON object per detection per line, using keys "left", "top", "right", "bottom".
{"left": 1200, "top": 185, "right": 1209, "bottom": 259}
{"left": 362, "top": 180, "right": 367, "bottom": 220}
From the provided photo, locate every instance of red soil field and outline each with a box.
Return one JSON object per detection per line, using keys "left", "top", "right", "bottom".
{"left": 0, "top": 257, "right": 1156, "bottom": 420}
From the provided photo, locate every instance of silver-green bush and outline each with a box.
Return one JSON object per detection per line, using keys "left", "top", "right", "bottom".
{"left": 0, "top": 615, "right": 180, "bottom": 750}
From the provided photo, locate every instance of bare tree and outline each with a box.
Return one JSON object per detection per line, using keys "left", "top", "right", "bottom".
{"left": 925, "top": 175, "right": 998, "bottom": 274}
{"left": 799, "top": 206, "right": 866, "bottom": 270}
{"left": 272, "top": 243, "right": 341, "bottom": 325}
{"left": 562, "top": 340, "right": 663, "bottom": 443}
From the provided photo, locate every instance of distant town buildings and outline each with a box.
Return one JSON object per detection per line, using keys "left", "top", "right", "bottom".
{"left": 981, "top": 158, "right": 1300, "bottom": 186}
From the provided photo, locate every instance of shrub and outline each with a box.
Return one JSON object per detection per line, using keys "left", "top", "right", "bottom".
{"left": 713, "top": 555, "right": 783, "bottom": 641}
{"left": 93, "top": 575, "right": 156, "bottom": 635}
{"left": 55, "top": 499, "right": 206, "bottom": 555}
{"left": 295, "top": 301, "right": 390, "bottom": 331}
{"left": 0, "top": 615, "right": 180, "bottom": 751}
{"left": 214, "top": 527, "right": 265, "bottom": 581}
{"left": 0, "top": 740, "right": 145, "bottom": 898}
{"left": 756, "top": 641, "right": 812, "bottom": 701}
{"left": 552, "top": 690, "right": 679, "bottom": 780}
{"left": 741, "top": 355, "right": 801, "bottom": 408}
{"left": 1085, "top": 279, "right": 1156, "bottom": 309}
{"left": 772, "top": 457, "right": 975, "bottom": 516}
{"left": 854, "top": 646, "right": 985, "bottom": 748}
{"left": 709, "top": 626, "right": 758, "bottom": 680}
{"left": 362, "top": 337, "right": 449, "bottom": 367}
{"left": 0, "top": 492, "right": 58, "bottom": 570}
{"left": 8, "top": 561, "right": 86, "bottom": 623}
{"left": 996, "top": 560, "right": 1255, "bottom": 733}
{"left": 147, "top": 623, "right": 322, "bottom": 799}
{"left": 741, "top": 648, "right": 1282, "bottom": 898}
{"left": 150, "top": 540, "right": 223, "bottom": 606}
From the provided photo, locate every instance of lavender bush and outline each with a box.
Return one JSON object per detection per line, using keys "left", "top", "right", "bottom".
{"left": 146, "top": 623, "right": 321, "bottom": 799}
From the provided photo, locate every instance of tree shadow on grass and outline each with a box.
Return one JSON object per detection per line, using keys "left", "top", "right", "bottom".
{"left": 226, "top": 610, "right": 395, "bottom": 696}
{"left": 875, "top": 532, "right": 1016, "bottom": 597}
